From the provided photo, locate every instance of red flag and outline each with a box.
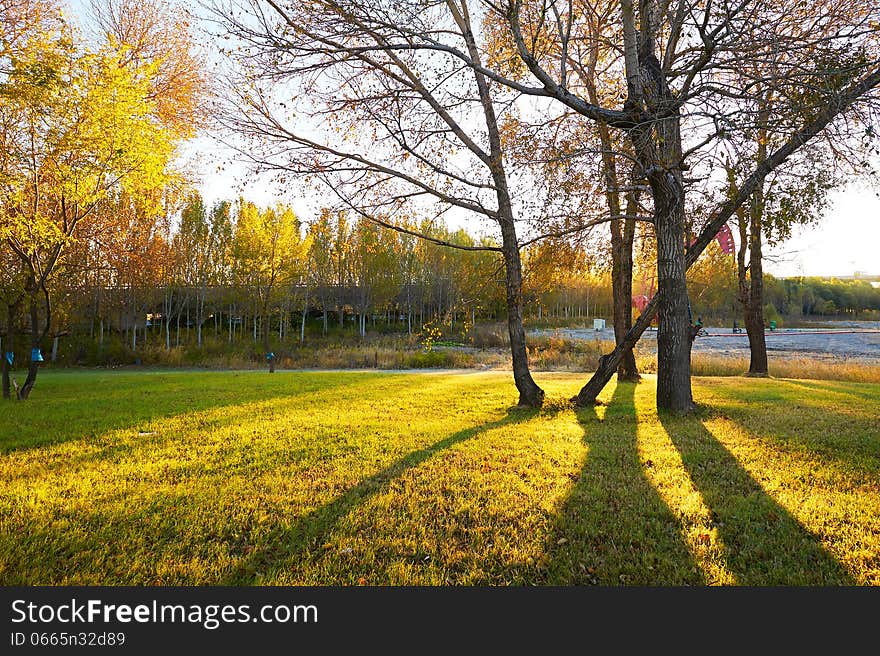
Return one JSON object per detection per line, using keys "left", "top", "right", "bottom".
{"left": 715, "top": 223, "right": 735, "bottom": 255}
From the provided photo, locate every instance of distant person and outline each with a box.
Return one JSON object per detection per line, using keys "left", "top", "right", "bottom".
{"left": 689, "top": 316, "right": 704, "bottom": 343}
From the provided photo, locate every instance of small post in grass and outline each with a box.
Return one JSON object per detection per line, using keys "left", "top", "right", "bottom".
{"left": 266, "top": 351, "right": 275, "bottom": 373}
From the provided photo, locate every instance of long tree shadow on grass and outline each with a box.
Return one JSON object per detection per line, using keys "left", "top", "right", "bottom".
{"left": 781, "top": 378, "right": 880, "bottom": 403}
{"left": 224, "top": 407, "right": 539, "bottom": 584}
{"left": 658, "top": 411, "right": 855, "bottom": 585}
{"left": 703, "top": 380, "right": 880, "bottom": 479}
{"left": 539, "top": 382, "right": 705, "bottom": 585}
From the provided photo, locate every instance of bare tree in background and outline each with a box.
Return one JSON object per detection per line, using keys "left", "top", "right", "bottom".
{"left": 210, "top": 0, "right": 879, "bottom": 410}
{"left": 713, "top": 4, "right": 880, "bottom": 375}
{"left": 211, "top": 0, "right": 613, "bottom": 407}
{"left": 474, "top": 0, "right": 880, "bottom": 411}
{"left": 486, "top": 0, "right": 646, "bottom": 381}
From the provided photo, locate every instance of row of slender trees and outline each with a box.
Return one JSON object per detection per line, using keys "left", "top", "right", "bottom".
{"left": 29, "top": 192, "right": 621, "bottom": 355}
{"left": 15, "top": 186, "right": 880, "bottom": 368}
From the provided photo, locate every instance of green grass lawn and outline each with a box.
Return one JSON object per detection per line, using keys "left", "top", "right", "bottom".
{"left": 1, "top": 369, "right": 877, "bottom": 585}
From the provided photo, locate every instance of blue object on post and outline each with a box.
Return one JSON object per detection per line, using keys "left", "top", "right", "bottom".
{"left": 266, "top": 352, "right": 275, "bottom": 360}
{"left": 4, "top": 352, "right": 13, "bottom": 366}
{"left": 31, "top": 348, "right": 44, "bottom": 362}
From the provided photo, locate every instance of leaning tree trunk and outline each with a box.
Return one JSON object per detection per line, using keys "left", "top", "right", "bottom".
{"left": 456, "top": 9, "right": 543, "bottom": 408}
{"left": 574, "top": 293, "right": 660, "bottom": 406}
{"left": 498, "top": 202, "right": 545, "bottom": 408}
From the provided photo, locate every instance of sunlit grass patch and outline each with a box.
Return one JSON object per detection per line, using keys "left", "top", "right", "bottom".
{"left": 1, "top": 370, "right": 877, "bottom": 585}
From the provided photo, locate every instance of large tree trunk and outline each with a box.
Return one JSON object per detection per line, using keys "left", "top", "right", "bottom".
{"left": 611, "top": 190, "right": 640, "bottom": 382}
{"left": 629, "top": 15, "right": 693, "bottom": 411}
{"left": 631, "top": 39, "right": 693, "bottom": 413}
{"left": 652, "top": 171, "right": 694, "bottom": 413}
{"left": 498, "top": 202, "right": 544, "bottom": 408}
{"left": 745, "top": 194, "right": 768, "bottom": 374}
{"left": 456, "top": 7, "right": 543, "bottom": 408}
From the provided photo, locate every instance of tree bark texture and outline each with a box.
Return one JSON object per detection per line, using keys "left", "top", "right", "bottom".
{"left": 651, "top": 169, "right": 694, "bottom": 412}
{"left": 633, "top": 43, "right": 694, "bottom": 413}
{"left": 499, "top": 210, "right": 544, "bottom": 408}
{"left": 611, "top": 186, "right": 640, "bottom": 381}
{"left": 745, "top": 191, "right": 768, "bottom": 374}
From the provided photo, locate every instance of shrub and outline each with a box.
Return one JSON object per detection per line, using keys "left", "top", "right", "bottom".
{"left": 406, "top": 349, "right": 454, "bottom": 368}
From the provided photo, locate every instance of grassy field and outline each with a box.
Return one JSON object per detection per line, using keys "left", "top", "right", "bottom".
{"left": 1, "top": 369, "right": 877, "bottom": 585}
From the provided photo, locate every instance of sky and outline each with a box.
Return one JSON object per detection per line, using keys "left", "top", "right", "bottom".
{"left": 763, "top": 186, "right": 880, "bottom": 278}
{"left": 66, "top": 0, "right": 880, "bottom": 279}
